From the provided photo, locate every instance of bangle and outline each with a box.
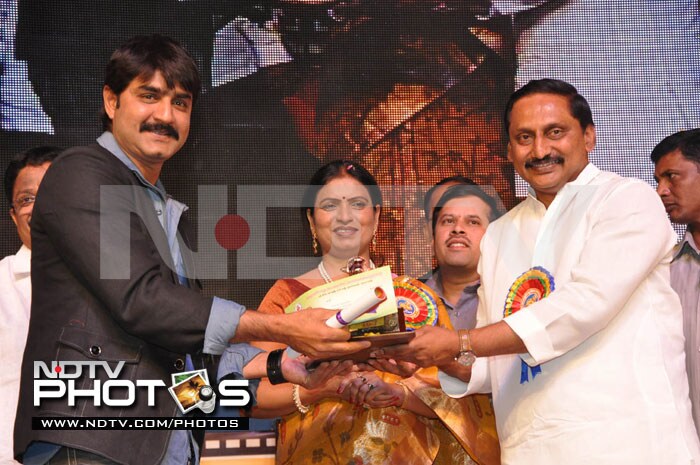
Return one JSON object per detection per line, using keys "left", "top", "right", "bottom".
{"left": 266, "top": 349, "right": 286, "bottom": 385}
{"left": 395, "top": 381, "right": 409, "bottom": 409}
{"left": 292, "top": 384, "right": 310, "bottom": 414}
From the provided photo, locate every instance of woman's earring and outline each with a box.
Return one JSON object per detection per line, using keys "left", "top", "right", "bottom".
{"left": 371, "top": 229, "right": 377, "bottom": 253}
{"left": 312, "top": 233, "right": 319, "bottom": 255}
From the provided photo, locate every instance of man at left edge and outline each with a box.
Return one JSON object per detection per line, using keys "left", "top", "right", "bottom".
{"left": 14, "top": 34, "right": 364, "bottom": 465}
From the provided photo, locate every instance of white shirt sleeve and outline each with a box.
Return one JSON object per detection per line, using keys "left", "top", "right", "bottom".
{"left": 438, "top": 355, "right": 492, "bottom": 398}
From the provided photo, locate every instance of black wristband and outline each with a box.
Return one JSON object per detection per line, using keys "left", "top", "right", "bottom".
{"left": 266, "top": 349, "right": 286, "bottom": 385}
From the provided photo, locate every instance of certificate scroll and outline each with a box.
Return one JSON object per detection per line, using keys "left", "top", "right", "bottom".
{"left": 284, "top": 266, "right": 398, "bottom": 329}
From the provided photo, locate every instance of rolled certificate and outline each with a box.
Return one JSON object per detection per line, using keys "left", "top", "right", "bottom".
{"left": 287, "top": 286, "right": 387, "bottom": 359}
{"left": 326, "top": 287, "right": 387, "bottom": 328}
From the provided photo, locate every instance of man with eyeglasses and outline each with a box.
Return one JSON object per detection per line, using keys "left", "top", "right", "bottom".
{"left": 0, "top": 145, "right": 62, "bottom": 465}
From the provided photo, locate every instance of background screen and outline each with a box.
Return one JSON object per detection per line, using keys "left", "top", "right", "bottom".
{"left": 1, "top": 0, "right": 698, "bottom": 308}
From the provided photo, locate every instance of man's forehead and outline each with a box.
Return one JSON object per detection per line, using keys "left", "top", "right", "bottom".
{"left": 16, "top": 161, "right": 51, "bottom": 177}
{"left": 655, "top": 149, "right": 700, "bottom": 172}
{"left": 512, "top": 93, "right": 571, "bottom": 117}
{"left": 440, "top": 195, "right": 491, "bottom": 214}
{"left": 509, "top": 93, "right": 584, "bottom": 135}
{"left": 13, "top": 162, "right": 51, "bottom": 191}
{"left": 131, "top": 72, "right": 191, "bottom": 95}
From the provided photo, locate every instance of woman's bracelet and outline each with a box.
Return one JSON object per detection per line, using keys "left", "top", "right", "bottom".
{"left": 292, "top": 384, "right": 310, "bottom": 414}
{"left": 395, "top": 381, "right": 409, "bottom": 409}
{"left": 266, "top": 349, "right": 286, "bottom": 385}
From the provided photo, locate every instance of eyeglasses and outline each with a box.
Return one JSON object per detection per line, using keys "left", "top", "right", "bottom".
{"left": 12, "top": 195, "right": 36, "bottom": 210}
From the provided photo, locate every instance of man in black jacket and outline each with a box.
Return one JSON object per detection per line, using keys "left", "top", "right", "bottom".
{"left": 14, "top": 34, "right": 363, "bottom": 465}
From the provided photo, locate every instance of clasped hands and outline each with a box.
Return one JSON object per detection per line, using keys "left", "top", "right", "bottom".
{"left": 278, "top": 353, "right": 416, "bottom": 410}
{"left": 279, "top": 311, "right": 460, "bottom": 392}
{"left": 369, "top": 325, "right": 460, "bottom": 368}
{"left": 336, "top": 371, "right": 404, "bottom": 408}
{"left": 282, "top": 308, "right": 458, "bottom": 368}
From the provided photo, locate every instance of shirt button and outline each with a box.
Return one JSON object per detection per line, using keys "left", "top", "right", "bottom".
{"left": 156, "top": 209, "right": 162, "bottom": 215}
{"left": 89, "top": 345, "right": 102, "bottom": 356}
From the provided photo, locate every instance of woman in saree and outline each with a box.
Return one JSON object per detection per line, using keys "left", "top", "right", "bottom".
{"left": 251, "top": 160, "right": 499, "bottom": 465}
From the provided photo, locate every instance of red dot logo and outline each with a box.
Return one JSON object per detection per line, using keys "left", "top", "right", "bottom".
{"left": 55, "top": 366, "right": 62, "bottom": 373}
{"left": 215, "top": 215, "right": 251, "bottom": 251}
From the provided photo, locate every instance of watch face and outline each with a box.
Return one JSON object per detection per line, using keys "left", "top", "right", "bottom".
{"left": 457, "top": 351, "right": 476, "bottom": 367}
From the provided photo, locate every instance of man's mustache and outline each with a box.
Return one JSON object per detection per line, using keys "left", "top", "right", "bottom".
{"left": 140, "top": 122, "right": 179, "bottom": 140}
{"left": 446, "top": 237, "right": 472, "bottom": 248}
{"left": 525, "top": 155, "right": 564, "bottom": 169}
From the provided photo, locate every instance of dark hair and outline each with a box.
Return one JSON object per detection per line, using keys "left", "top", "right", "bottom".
{"left": 423, "top": 175, "right": 477, "bottom": 220}
{"left": 101, "top": 34, "right": 201, "bottom": 131}
{"left": 302, "top": 160, "right": 383, "bottom": 219}
{"left": 504, "top": 79, "right": 594, "bottom": 134}
{"left": 4, "top": 146, "right": 63, "bottom": 204}
{"left": 432, "top": 184, "right": 504, "bottom": 233}
{"left": 650, "top": 129, "right": 700, "bottom": 167}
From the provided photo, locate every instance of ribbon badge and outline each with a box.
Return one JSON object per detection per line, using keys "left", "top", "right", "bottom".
{"left": 393, "top": 279, "right": 439, "bottom": 331}
{"left": 503, "top": 266, "right": 555, "bottom": 383}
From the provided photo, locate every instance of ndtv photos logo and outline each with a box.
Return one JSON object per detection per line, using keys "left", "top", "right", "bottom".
{"left": 34, "top": 361, "right": 251, "bottom": 414}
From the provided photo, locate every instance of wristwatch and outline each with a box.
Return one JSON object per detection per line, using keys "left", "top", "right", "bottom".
{"left": 455, "top": 329, "right": 477, "bottom": 366}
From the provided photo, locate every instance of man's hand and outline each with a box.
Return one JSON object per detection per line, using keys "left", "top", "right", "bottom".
{"left": 371, "top": 326, "right": 459, "bottom": 367}
{"left": 281, "top": 308, "right": 371, "bottom": 358}
{"left": 357, "top": 358, "right": 419, "bottom": 378}
{"left": 235, "top": 308, "right": 370, "bottom": 358}
{"left": 438, "top": 360, "right": 472, "bottom": 382}
{"left": 281, "top": 354, "right": 355, "bottom": 390}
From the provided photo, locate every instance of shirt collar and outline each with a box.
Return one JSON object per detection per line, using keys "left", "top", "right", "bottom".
{"left": 527, "top": 162, "right": 600, "bottom": 202}
{"left": 428, "top": 269, "right": 480, "bottom": 298}
{"left": 97, "top": 131, "right": 168, "bottom": 200}
{"left": 14, "top": 245, "right": 31, "bottom": 275}
{"left": 673, "top": 229, "right": 700, "bottom": 260}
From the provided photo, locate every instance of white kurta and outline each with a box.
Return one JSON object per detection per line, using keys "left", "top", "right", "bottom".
{"left": 0, "top": 245, "right": 30, "bottom": 465}
{"left": 441, "top": 164, "right": 700, "bottom": 464}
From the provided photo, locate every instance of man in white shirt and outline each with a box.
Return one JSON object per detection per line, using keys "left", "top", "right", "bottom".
{"left": 376, "top": 79, "right": 700, "bottom": 464}
{"left": 0, "top": 145, "right": 61, "bottom": 464}
{"left": 652, "top": 129, "right": 700, "bottom": 440}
